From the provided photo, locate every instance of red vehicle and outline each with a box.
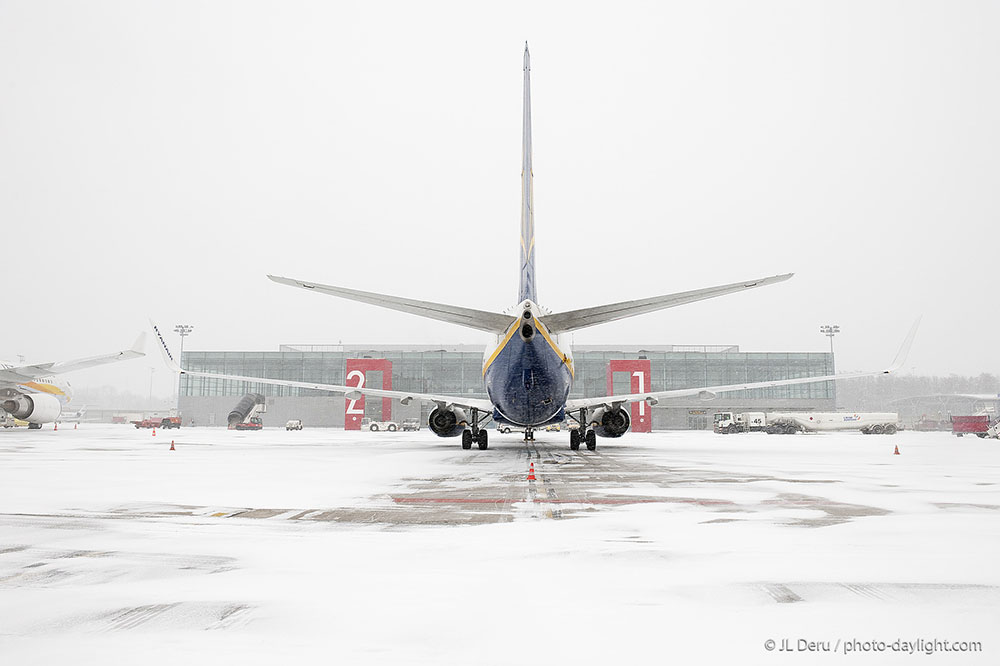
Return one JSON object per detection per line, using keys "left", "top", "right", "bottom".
{"left": 132, "top": 417, "right": 182, "bottom": 430}
{"left": 232, "top": 416, "right": 263, "bottom": 431}
{"left": 951, "top": 415, "right": 990, "bottom": 438}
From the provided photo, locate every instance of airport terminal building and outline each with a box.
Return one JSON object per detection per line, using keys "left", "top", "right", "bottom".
{"left": 178, "top": 343, "right": 835, "bottom": 430}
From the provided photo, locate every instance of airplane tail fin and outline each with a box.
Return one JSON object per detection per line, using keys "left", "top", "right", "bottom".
{"left": 519, "top": 42, "right": 536, "bottom": 304}
{"left": 884, "top": 316, "right": 921, "bottom": 373}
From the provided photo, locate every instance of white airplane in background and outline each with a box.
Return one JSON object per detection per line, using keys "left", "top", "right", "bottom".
{"left": 57, "top": 405, "right": 88, "bottom": 424}
{"left": 1, "top": 335, "right": 145, "bottom": 429}
{"left": 155, "top": 44, "right": 918, "bottom": 451}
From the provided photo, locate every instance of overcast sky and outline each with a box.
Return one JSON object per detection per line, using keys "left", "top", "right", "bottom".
{"left": 2, "top": 1, "right": 998, "bottom": 399}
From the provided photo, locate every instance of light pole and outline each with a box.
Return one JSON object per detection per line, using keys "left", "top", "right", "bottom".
{"left": 148, "top": 367, "right": 156, "bottom": 411}
{"left": 819, "top": 324, "right": 840, "bottom": 373}
{"left": 820, "top": 324, "right": 840, "bottom": 409}
{"left": 173, "top": 324, "right": 194, "bottom": 410}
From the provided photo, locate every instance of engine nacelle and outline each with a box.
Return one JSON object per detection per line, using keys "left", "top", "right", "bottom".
{"left": 592, "top": 406, "right": 631, "bottom": 438}
{"left": 427, "top": 406, "right": 468, "bottom": 438}
{"left": 2, "top": 393, "right": 63, "bottom": 424}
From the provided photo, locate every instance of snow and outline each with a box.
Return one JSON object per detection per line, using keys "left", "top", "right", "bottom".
{"left": 1, "top": 425, "right": 997, "bottom": 664}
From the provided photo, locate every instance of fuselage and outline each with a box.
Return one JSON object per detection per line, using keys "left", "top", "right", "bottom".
{"left": 0, "top": 363, "right": 73, "bottom": 407}
{"left": 483, "top": 300, "right": 573, "bottom": 426}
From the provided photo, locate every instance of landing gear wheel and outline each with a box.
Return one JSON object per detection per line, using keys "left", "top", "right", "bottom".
{"left": 585, "top": 430, "right": 597, "bottom": 451}
{"left": 570, "top": 429, "right": 581, "bottom": 451}
{"left": 784, "top": 425, "right": 797, "bottom": 435}
{"left": 28, "top": 422, "right": 42, "bottom": 430}
{"left": 477, "top": 430, "right": 489, "bottom": 450}
{"left": 871, "top": 424, "right": 884, "bottom": 435}
{"left": 884, "top": 424, "right": 897, "bottom": 435}
{"left": 462, "top": 430, "right": 473, "bottom": 450}
{"left": 369, "top": 424, "right": 379, "bottom": 431}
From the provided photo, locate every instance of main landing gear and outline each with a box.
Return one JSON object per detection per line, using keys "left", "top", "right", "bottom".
{"left": 568, "top": 408, "right": 597, "bottom": 451}
{"left": 461, "top": 408, "right": 490, "bottom": 451}
{"left": 522, "top": 427, "right": 535, "bottom": 442}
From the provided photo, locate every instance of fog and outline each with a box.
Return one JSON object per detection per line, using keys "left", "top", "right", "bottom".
{"left": 2, "top": 1, "right": 997, "bottom": 399}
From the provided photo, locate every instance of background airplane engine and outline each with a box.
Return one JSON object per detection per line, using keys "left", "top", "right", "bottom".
{"left": 592, "top": 405, "right": 631, "bottom": 438}
{"left": 1, "top": 393, "right": 62, "bottom": 424}
{"left": 427, "top": 406, "right": 467, "bottom": 437}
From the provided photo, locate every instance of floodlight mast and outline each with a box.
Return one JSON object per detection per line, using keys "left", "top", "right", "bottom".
{"left": 819, "top": 324, "right": 840, "bottom": 373}
{"left": 173, "top": 324, "right": 195, "bottom": 409}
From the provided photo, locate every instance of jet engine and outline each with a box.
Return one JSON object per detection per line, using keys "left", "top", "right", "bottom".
{"left": 592, "top": 405, "right": 631, "bottom": 438}
{"left": 427, "top": 406, "right": 468, "bottom": 438}
{"left": 1, "top": 393, "right": 62, "bottom": 425}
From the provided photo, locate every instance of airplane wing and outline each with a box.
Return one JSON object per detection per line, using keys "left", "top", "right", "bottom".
{"left": 539, "top": 273, "right": 794, "bottom": 334}
{"left": 0, "top": 334, "right": 146, "bottom": 383}
{"left": 268, "top": 275, "right": 512, "bottom": 334}
{"left": 566, "top": 318, "right": 921, "bottom": 412}
{"left": 151, "top": 324, "right": 493, "bottom": 413}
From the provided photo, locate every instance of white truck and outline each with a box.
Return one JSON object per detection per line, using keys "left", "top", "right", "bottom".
{"left": 360, "top": 417, "right": 399, "bottom": 432}
{"left": 714, "top": 411, "right": 902, "bottom": 435}
{"left": 713, "top": 411, "right": 767, "bottom": 434}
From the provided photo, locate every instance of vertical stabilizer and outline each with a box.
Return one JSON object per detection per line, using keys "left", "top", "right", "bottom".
{"left": 519, "top": 42, "right": 537, "bottom": 303}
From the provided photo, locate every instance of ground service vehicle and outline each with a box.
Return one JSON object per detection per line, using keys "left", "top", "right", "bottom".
{"left": 713, "top": 412, "right": 766, "bottom": 433}
{"left": 132, "top": 417, "right": 181, "bottom": 429}
{"left": 401, "top": 418, "right": 420, "bottom": 431}
{"left": 285, "top": 419, "right": 303, "bottom": 431}
{"left": 715, "top": 411, "right": 901, "bottom": 435}
{"left": 951, "top": 415, "right": 992, "bottom": 438}
{"left": 361, "top": 417, "right": 398, "bottom": 432}
{"left": 228, "top": 394, "right": 265, "bottom": 430}
{"left": 767, "top": 412, "right": 901, "bottom": 434}
{"left": 233, "top": 416, "right": 263, "bottom": 431}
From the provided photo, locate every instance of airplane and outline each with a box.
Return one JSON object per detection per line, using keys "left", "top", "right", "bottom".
{"left": 1, "top": 335, "right": 146, "bottom": 429}
{"left": 154, "top": 44, "right": 918, "bottom": 451}
{"left": 56, "top": 405, "right": 87, "bottom": 423}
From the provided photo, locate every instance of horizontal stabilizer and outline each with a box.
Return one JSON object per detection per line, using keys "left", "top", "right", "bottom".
{"left": 268, "top": 275, "right": 512, "bottom": 334}
{"left": 540, "top": 273, "right": 794, "bottom": 334}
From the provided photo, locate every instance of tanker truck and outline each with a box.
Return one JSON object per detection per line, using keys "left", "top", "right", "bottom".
{"left": 714, "top": 411, "right": 902, "bottom": 435}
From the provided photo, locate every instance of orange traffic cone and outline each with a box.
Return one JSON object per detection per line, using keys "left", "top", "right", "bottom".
{"left": 74, "top": 423, "right": 78, "bottom": 430}
{"left": 170, "top": 440, "right": 175, "bottom": 451}
{"left": 893, "top": 445, "right": 900, "bottom": 455}
{"left": 152, "top": 428, "right": 156, "bottom": 437}
{"left": 54, "top": 423, "right": 57, "bottom": 431}
{"left": 527, "top": 462, "right": 536, "bottom": 481}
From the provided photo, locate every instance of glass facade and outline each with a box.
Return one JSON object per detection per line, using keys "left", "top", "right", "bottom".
{"left": 181, "top": 345, "right": 835, "bottom": 402}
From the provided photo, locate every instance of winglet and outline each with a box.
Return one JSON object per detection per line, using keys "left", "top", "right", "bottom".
{"left": 130, "top": 332, "right": 147, "bottom": 355}
{"left": 885, "top": 316, "right": 921, "bottom": 373}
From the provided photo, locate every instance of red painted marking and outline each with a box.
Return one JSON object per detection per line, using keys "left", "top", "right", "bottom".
{"left": 344, "top": 358, "right": 392, "bottom": 430}
{"left": 607, "top": 359, "right": 652, "bottom": 433}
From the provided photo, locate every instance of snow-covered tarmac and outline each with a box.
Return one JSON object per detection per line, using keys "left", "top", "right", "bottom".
{"left": 0, "top": 425, "right": 997, "bottom": 664}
